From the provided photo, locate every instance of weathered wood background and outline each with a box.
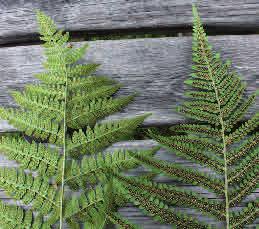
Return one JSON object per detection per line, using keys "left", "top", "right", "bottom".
{"left": 0, "top": 1, "right": 258, "bottom": 228}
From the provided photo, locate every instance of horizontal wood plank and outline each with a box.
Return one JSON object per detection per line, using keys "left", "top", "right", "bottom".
{"left": 0, "top": 35, "right": 258, "bottom": 131}
{"left": 0, "top": 1, "right": 259, "bottom": 44}
{"left": 0, "top": 140, "right": 258, "bottom": 228}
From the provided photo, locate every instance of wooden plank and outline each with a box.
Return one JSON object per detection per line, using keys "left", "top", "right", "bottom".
{"left": 0, "top": 1, "right": 259, "bottom": 45}
{"left": 0, "top": 140, "right": 258, "bottom": 228}
{"left": 0, "top": 35, "right": 258, "bottom": 131}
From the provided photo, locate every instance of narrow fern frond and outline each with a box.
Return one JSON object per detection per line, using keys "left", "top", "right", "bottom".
{"left": 34, "top": 71, "right": 67, "bottom": 85}
{"left": 64, "top": 45, "right": 89, "bottom": 64}
{"left": 224, "top": 93, "right": 256, "bottom": 129}
{"left": 170, "top": 123, "right": 221, "bottom": 139}
{"left": 68, "top": 84, "right": 121, "bottom": 109}
{"left": 115, "top": 181, "right": 208, "bottom": 228}
{"left": 157, "top": 135, "right": 224, "bottom": 155}
{"left": 129, "top": 152, "right": 224, "bottom": 194}
{"left": 185, "top": 90, "right": 216, "bottom": 103}
{"left": 67, "top": 114, "right": 150, "bottom": 156}
{"left": 69, "top": 74, "right": 115, "bottom": 91}
{"left": 114, "top": 173, "right": 224, "bottom": 220}
{"left": 67, "top": 63, "right": 101, "bottom": 79}
{"left": 149, "top": 132, "right": 224, "bottom": 172}
{"left": 67, "top": 95, "right": 135, "bottom": 129}
{"left": 227, "top": 133, "right": 259, "bottom": 165}
{"left": 178, "top": 105, "right": 220, "bottom": 125}
{"left": 36, "top": 10, "right": 59, "bottom": 38}
{"left": 182, "top": 100, "right": 219, "bottom": 113}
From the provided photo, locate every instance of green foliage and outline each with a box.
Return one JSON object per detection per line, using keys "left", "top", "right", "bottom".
{"left": 0, "top": 200, "right": 51, "bottom": 229}
{"left": 114, "top": 5, "right": 258, "bottom": 228}
{"left": 0, "top": 10, "right": 150, "bottom": 228}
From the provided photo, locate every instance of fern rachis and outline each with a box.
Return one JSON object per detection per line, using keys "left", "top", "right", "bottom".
{"left": 195, "top": 13, "right": 230, "bottom": 226}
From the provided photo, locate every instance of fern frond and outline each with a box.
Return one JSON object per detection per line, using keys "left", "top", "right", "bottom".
{"left": 63, "top": 185, "right": 106, "bottom": 222}
{"left": 64, "top": 45, "right": 89, "bottom": 64}
{"left": 149, "top": 132, "right": 224, "bottom": 172}
{"left": 129, "top": 152, "right": 224, "bottom": 194}
{"left": 118, "top": 5, "right": 258, "bottom": 228}
{"left": 178, "top": 105, "right": 220, "bottom": 125}
{"left": 69, "top": 74, "right": 115, "bottom": 91}
{"left": 36, "top": 10, "right": 59, "bottom": 38}
{"left": 162, "top": 135, "right": 223, "bottom": 155}
{"left": 0, "top": 9, "right": 150, "bottom": 229}
{"left": 224, "top": 93, "right": 256, "bottom": 129}
{"left": 170, "top": 123, "right": 221, "bottom": 139}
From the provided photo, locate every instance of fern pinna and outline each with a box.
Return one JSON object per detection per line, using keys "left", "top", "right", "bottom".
{"left": 113, "top": 5, "right": 258, "bottom": 229}
{"left": 0, "top": 11, "right": 151, "bottom": 228}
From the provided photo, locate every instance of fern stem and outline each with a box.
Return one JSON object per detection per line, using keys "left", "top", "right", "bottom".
{"left": 200, "top": 42, "right": 230, "bottom": 228}
{"left": 60, "top": 68, "right": 68, "bottom": 228}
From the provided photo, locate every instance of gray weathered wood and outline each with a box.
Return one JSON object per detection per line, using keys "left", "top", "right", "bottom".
{"left": 0, "top": 1, "right": 259, "bottom": 44}
{"left": 0, "top": 140, "right": 258, "bottom": 228}
{"left": 0, "top": 35, "right": 258, "bottom": 131}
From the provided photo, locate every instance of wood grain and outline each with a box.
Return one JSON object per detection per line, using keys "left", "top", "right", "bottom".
{"left": 0, "top": 140, "right": 258, "bottom": 228}
{"left": 0, "top": 35, "right": 258, "bottom": 131}
{"left": 0, "top": 0, "right": 259, "bottom": 44}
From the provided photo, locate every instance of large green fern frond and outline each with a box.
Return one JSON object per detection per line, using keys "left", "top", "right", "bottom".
{"left": 114, "top": 5, "right": 258, "bottom": 228}
{"left": 0, "top": 10, "right": 150, "bottom": 228}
